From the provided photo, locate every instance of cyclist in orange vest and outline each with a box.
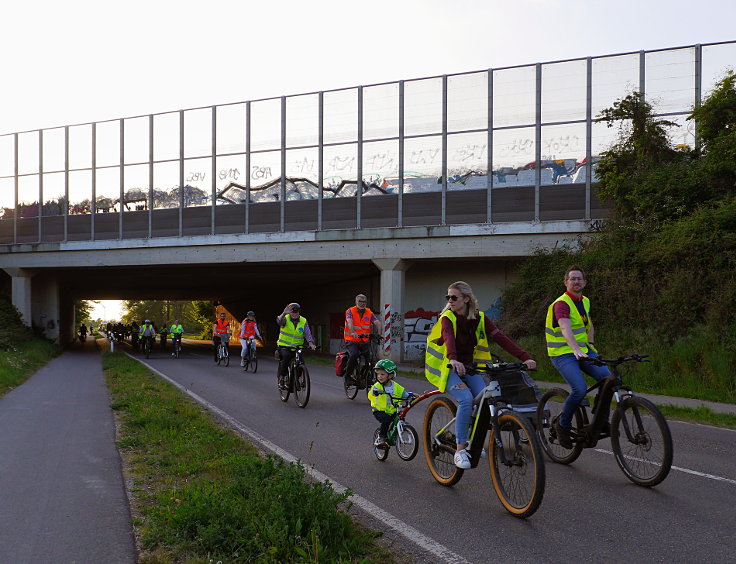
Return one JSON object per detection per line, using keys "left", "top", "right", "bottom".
{"left": 239, "top": 311, "right": 262, "bottom": 367}
{"left": 212, "top": 311, "right": 231, "bottom": 362}
{"left": 343, "top": 294, "right": 381, "bottom": 382}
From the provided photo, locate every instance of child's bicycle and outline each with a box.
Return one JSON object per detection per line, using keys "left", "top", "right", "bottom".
{"left": 371, "top": 391, "right": 424, "bottom": 462}
{"left": 536, "top": 353, "right": 673, "bottom": 487}
{"left": 423, "top": 361, "right": 546, "bottom": 519}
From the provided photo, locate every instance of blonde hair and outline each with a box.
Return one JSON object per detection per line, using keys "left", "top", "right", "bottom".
{"left": 442, "top": 281, "right": 478, "bottom": 320}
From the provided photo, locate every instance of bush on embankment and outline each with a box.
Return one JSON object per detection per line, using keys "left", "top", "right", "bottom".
{"left": 103, "top": 352, "right": 388, "bottom": 564}
{"left": 0, "top": 299, "right": 60, "bottom": 396}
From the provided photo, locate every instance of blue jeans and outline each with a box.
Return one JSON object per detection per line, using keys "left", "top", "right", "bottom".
{"left": 446, "top": 370, "right": 487, "bottom": 446}
{"left": 551, "top": 351, "right": 611, "bottom": 428}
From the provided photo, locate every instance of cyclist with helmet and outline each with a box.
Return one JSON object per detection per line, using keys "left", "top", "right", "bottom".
{"left": 169, "top": 319, "right": 184, "bottom": 356}
{"left": 276, "top": 303, "right": 316, "bottom": 389}
{"left": 212, "top": 312, "right": 231, "bottom": 362}
{"left": 239, "top": 311, "right": 262, "bottom": 367}
{"left": 369, "top": 359, "right": 414, "bottom": 449}
{"left": 139, "top": 320, "right": 156, "bottom": 352}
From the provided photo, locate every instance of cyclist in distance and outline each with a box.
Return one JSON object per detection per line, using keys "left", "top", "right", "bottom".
{"left": 343, "top": 293, "right": 382, "bottom": 381}
{"left": 169, "top": 319, "right": 184, "bottom": 356}
{"left": 78, "top": 323, "right": 88, "bottom": 340}
{"left": 139, "top": 319, "right": 156, "bottom": 351}
{"left": 130, "top": 320, "right": 140, "bottom": 349}
{"left": 239, "top": 311, "right": 262, "bottom": 367}
{"left": 369, "top": 359, "right": 414, "bottom": 449}
{"left": 425, "top": 281, "right": 537, "bottom": 469}
{"left": 276, "top": 303, "right": 316, "bottom": 388}
{"left": 545, "top": 266, "right": 610, "bottom": 449}
{"left": 212, "top": 311, "right": 231, "bottom": 362}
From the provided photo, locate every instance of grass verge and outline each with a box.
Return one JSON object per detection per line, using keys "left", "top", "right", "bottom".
{"left": 102, "top": 351, "right": 390, "bottom": 564}
{"left": 0, "top": 339, "right": 61, "bottom": 396}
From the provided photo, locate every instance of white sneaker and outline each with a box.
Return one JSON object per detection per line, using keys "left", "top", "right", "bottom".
{"left": 453, "top": 449, "right": 472, "bottom": 469}
{"left": 240, "top": 359, "right": 245, "bottom": 367}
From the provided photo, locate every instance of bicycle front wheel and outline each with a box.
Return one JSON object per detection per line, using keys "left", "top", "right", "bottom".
{"left": 611, "top": 396, "right": 673, "bottom": 487}
{"left": 489, "top": 412, "right": 545, "bottom": 519}
{"left": 223, "top": 346, "right": 230, "bottom": 367}
{"left": 396, "top": 423, "right": 419, "bottom": 461}
{"left": 293, "top": 364, "right": 310, "bottom": 408}
{"left": 423, "top": 396, "right": 463, "bottom": 487}
{"left": 251, "top": 352, "right": 258, "bottom": 373}
{"left": 536, "top": 388, "right": 584, "bottom": 465}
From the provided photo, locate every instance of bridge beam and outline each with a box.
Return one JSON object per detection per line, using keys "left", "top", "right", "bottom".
{"left": 372, "top": 258, "right": 411, "bottom": 363}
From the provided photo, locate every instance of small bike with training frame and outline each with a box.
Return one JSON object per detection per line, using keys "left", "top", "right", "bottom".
{"left": 423, "top": 361, "right": 546, "bottom": 519}
{"left": 535, "top": 353, "right": 673, "bottom": 487}
{"left": 371, "top": 390, "right": 425, "bottom": 462}
{"left": 278, "top": 346, "right": 311, "bottom": 408}
{"left": 344, "top": 334, "right": 380, "bottom": 400}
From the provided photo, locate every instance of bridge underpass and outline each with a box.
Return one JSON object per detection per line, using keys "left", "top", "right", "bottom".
{"left": 0, "top": 220, "right": 590, "bottom": 360}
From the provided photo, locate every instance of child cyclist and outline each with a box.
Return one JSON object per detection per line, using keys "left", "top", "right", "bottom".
{"left": 369, "top": 359, "right": 414, "bottom": 449}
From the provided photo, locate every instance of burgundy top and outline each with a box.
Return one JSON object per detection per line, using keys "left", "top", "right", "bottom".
{"left": 440, "top": 314, "right": 531, "bottom": 366}
{"left": 552, "top": 291, "right": 587, "bottom": 326}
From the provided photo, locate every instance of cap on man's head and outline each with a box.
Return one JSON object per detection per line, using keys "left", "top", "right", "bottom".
{"left": 290, "top": 303, "right": 301, "bottom": 311}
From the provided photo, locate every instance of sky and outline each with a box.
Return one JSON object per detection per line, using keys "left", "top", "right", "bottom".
{"left": 90, "top": 300, "right": 124, "bottom": 321}
{"left": 2, "top": 0, "right": 734, "bottom": 136}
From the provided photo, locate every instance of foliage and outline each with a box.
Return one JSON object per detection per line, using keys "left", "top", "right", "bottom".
{"left": 0, "top": 299, "right": 34, "bottom": 351}
{"left": 103, "top": 352, "right": 386, "bottom": 563}
{"left": 74, "top": 300, "right": 96, "bottom": 324}
{"left": 122, "top": 300, "right": 212, "bottom": 336}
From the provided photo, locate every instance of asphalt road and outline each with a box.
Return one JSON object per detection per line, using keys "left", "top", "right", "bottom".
{"left": 135, "top": 341, "right": 736, "bottom": 564}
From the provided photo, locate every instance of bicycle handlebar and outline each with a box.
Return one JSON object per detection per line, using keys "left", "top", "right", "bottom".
{"left": 581, "top": 353, "right": 649, "bottom": 366}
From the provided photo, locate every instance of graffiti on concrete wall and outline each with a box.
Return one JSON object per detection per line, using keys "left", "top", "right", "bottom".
{"left": 403, "top": 308, "right": 439, "bottom": 361}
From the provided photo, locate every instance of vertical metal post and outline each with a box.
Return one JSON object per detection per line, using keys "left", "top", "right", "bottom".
{"left": 178, "top": 111, "right": 184, "bottom": 237}
{"left": 148, "top": 115, "right": 153, "bottom": 238}
{"left": 534, "top": 63, "right": 542, "bottom": 222}
{"left": 211, "top": 105, "right": 216, "bottom": 235}
{"left": 441, "top": 75, "right": 448, "bottom": 226}
{"left": 585, "top": 57, "right": 592, "bottom": 221}
{"left": 64, "top": 127, "right": 69, "bottom": 242}
{"left": 694, "top": 44, "right": 702, "bottom": 151}
{"left": 318, "top": 92, "right": 323, "bottom": 230}
{"left": 487, "top": 69, "right": 494, "bottom": 223}
{"left": 119, "top": 119, "right": 124, "bottom": 239}
{"left": 38, "top": 130, "right": 43, "bottom": 243}
{"left": 639, "top": 50, "right": 646, "bottom": 100}
{"left": 280, "top": 96, "right": 286, "bottom": 232}
{"left": 13, "top": 133, "right": 17, "bottom": 245}
{"left": 91, "top": 123, "right": 96, "bottom": 240}
{"left": 245, "top": 101, "right": 251, "bottom": 234}
{"left": 398, "top": 81, "right": 404, "bottom": 228}
{"left": 357, "top": 86, "right": 363, "bottom": 229}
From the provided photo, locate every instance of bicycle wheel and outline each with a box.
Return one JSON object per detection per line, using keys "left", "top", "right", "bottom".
{"left": 611, "top": 396, "right": 673, "bottom": 487}
{"left": 293, "top": 364, "right": 310, "bottom": 408}
{"left": 175, "top": 342, "right": 181, "bottom": 359}
{"left": 373, "top": 428, "right": 389, "bottom": 461}
{"left": 344, "top": 356, "right": 361, "bottom": 400}
{"left": 145, "top": 341, "right": 150, "bottom": 359}
{"left": 489, "top": 412, "right": 545, "bottom": 519}
{"left": 396, "top": 423, "right": 419, "bottom": 461}
{"left": 423, "top": 396, "right": 463, "bottom": 487}
{"left": 536, "top": 388, "right": 584, "bottom": 464}
{"left": 278, "top": 367, "right": 291, "bottom": 402}
{"left": 223, "top": 346, "right": 230, "bottom": 367}
{"left": 251, "top": 351, "right": 258, "bottom": 373}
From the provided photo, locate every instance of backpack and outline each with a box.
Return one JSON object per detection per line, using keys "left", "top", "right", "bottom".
{"left": 335, "top": 352, "right": 349, "bottom": 376}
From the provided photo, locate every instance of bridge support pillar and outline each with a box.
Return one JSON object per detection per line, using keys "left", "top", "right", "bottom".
{"left": 3, "top": 268, "right": 35, "bottom": 327}
{"left": 372, "top": 258, "right": 411, "bottom": 363}
{"left": 32, "top": 277, "right": 61, "bottom": 343}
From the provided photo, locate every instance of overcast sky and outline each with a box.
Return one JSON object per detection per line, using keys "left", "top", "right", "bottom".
{"left": 2, "top": 0, "right": 734, "bottom": 136}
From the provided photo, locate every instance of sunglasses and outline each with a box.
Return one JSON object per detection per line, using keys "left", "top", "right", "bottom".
{"left": 445, "top": 295, "right": 461, "bottom": 302}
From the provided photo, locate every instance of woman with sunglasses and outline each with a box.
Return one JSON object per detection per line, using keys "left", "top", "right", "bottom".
{"left": 425, "top": 281, "right": 537, "bottom": 469}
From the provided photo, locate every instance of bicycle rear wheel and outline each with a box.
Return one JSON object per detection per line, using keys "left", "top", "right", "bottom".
{"left": 396, "top": 423, "right": 419, "bottom": 461}
{"left": 611, "top": 396, "right": 673, "bottom": 487}
{"left": 489, "top": 412, "right": 545, "bottom": 519}
{"left": 536, "top": 388, "right": 584, "bottom": 464}
{"left": 423, "top": 396, "right": 463, "bottom": 487}
{"left": 373, "top": 428, "right": 389, "bottom": 461}
{"left": 278, "top": 368, "right": 291, "bottom": 402}
{"left": 293, "top": 364, "right": 310, "bottom": 408}
{"left": 344, "top": 356, "right": 361, "bottom": 400}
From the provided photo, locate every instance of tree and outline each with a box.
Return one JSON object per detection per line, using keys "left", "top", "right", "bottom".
{"left": 74, "top": 300, "right": 96, "bottom": 324}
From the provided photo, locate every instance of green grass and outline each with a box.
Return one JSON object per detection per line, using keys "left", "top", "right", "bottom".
{"left": 103, "top": 352, "right": 391, "bottom": 564}
{"left": 0, "top": 339, "right": 61, "bottom": 396}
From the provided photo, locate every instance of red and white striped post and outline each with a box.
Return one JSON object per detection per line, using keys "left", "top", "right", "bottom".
{"left": 383, "top": 303, "right": 391, "bottom": 357}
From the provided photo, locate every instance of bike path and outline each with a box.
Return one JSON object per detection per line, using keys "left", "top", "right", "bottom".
{"left": 0, "top": 339, "right": 137, "bottom": 564}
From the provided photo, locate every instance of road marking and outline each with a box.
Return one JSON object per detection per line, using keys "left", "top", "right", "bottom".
{"left": 133, "top": 356, "right": 472, "bottom": 564}
{"left": 594, "top": 449, "right": 736, "bottom": 485}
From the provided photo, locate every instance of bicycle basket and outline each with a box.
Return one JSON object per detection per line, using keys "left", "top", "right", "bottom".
{"left": 495, "top": 370, "right": 540, "bottom": 411}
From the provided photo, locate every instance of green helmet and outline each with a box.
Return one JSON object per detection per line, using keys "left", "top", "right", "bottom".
{"left": 374, "top": 359, "right": 397, "bottom": 376}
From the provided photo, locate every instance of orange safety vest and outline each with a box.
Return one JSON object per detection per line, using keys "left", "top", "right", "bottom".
{"left": 344, "top": 306, "right": 374, "bottom": 342}
{"left": 214, "top": 319, "right": 230, "bottom": 337}
{"left": 241, "top": 319, "right": 257, "bottom": 338}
